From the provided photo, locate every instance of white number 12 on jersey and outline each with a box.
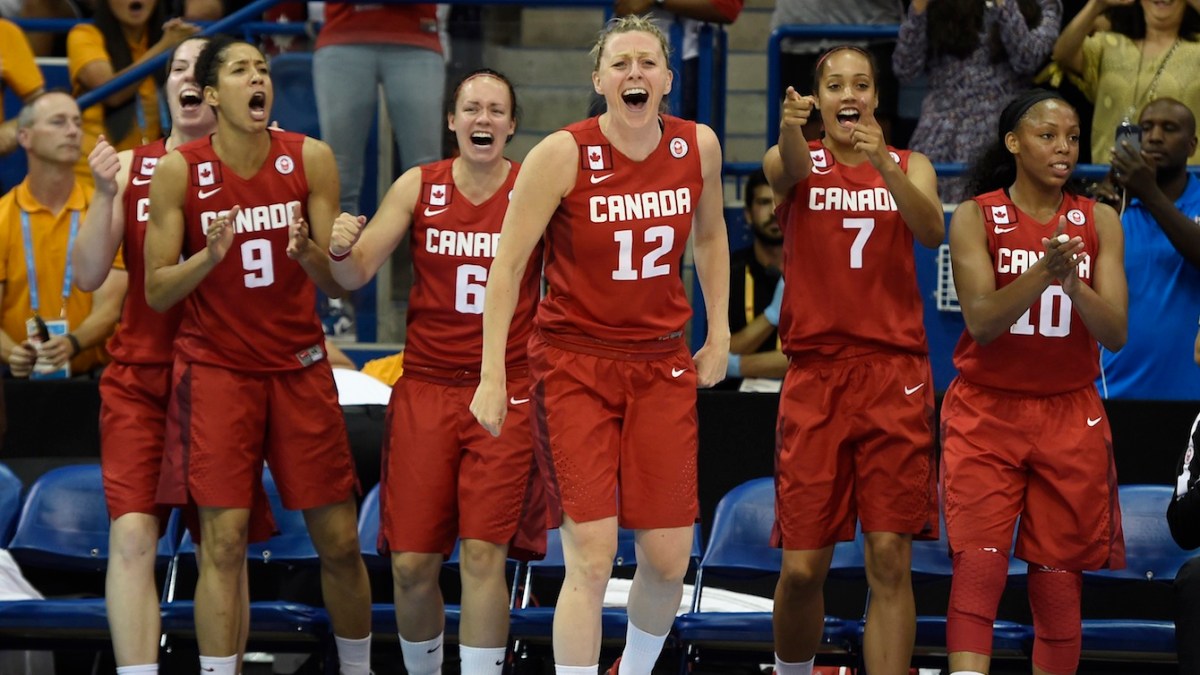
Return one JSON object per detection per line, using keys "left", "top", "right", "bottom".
{"left": 612, "top": 226, "right": 675, "bottom": 281}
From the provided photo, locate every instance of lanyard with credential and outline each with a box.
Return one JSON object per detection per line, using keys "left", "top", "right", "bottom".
{"left": 20, "top": 209, "right": 80, "bottom": 318}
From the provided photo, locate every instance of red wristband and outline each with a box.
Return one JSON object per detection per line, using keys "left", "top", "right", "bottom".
{"left": 329, "top": 246, "right": 351, "bottom": 262}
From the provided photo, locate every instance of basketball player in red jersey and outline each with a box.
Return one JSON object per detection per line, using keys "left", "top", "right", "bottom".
{"left": 943, "top": 89, "right": 1126, "bottom": 675}
{"left": 470, "top": 15, "right": 729, "bottom": 675}
{"left": 766, "top": 46, "right": 945, "bottom": 675}
{"left": 73, "top": 36, "right": 261, "bottom": 675}
{"left": 329, "top": 68, "right": 545, "bottom": 675}
{"left": 142, "top": 36, "right": 371, "bottom": 675}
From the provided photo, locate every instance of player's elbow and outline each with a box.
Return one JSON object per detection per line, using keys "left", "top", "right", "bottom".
{"left": 74, "top": 269, "right": 103, "bottom": 294}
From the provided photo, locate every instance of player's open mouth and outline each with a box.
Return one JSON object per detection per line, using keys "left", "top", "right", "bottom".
{"left": 248, "top": 92, "right": 267, "bottom": 120}
{"left": 470, "top": 131, "right": 494, "bottom": 146}
{"left": 179, "top": 88, "right": 202, "bottom": 111}
{"left": 837, "top": 108, "right": 860, "bottom": 128}
{"left": 129, "top": 0, "right": 144, "bottom": 11}
{"left": 622, "top": 88, "right": 650, "bottom": 110}
{"left": 1050, "top": 161, "right": 1072, "bottom": 177}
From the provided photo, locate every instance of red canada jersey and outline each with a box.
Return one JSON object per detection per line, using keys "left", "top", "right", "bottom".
{"left": 108, "top": 139, "right": 183, "bottom": 365}
{"left": 404, "top": 158, "right": 541, "bottom": 373}
{"left": 776, "top": 141, "right": 928, "bottom": 357}
{"left": 953, "top": 189, "right": 1101, "bottom": 395}
{"left": 536, "top": 115, "right": 701, "bottom": 346}
{"left": 172, "top": 130, "right": 325, "bottom": 372}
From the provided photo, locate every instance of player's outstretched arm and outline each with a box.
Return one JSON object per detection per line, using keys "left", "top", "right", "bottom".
{"left": 888, "top": 150, "right": 945, "bottom": 248}
{"left": 145, "top": 151, "right": 228, "bottom": 312}
{"left": 763, "top": 87, "right": 815, "bottom": 202}
{"left": 329, "top": 166, "right": 420, "bottom": 290}
{"left": 471, "top": 130, "right": 574, "bottom": 437}
{"left": 75, "top": 137, "right": 130, "bottom": 292}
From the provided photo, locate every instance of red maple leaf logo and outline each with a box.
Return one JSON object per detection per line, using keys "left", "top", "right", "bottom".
{"left": 200, "top": 168, "right": 211, "bottom": 179}
{"left": 432, "top": 187, "right": 444, "bottom": 198}
{"left": 589, "top": 150, "right": 601, "bottom": 163}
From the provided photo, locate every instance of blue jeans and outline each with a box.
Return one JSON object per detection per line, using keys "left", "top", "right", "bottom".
{"left": 313, "top": 43, "right": 445, "bottom": 214}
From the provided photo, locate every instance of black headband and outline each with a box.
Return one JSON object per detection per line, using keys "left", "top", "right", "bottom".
{"left": 998, "top": 89, "right": 1066, "bottom": 144}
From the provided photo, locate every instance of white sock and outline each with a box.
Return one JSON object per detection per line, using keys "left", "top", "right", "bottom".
{"left": 335, "top": 634, "right": 372, "bottom": 675}
{"left": 772, "top": 655, "right": 814, "bottom": 675}
{"left": 459, "top": 644, "right": 506, "bottom": 674}
{"left": 618, "top": 621, "right": 668, "bottom": 675}
{"left": 554, "top": 666, "right": 598, "bottom": 675}
{"left": 117, "top": 666, "right": 158, "bottom": 674}
{"left": 399, "top": 633, "right": 443, "bottom": 675}
{"left": 198, "top": 654, "right": 238, "bottom": 675}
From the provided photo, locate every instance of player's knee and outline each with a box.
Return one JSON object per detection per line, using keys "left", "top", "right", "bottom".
{"left": 201, "top": 532, "right": 249, "bottom": 574}
{"left": 1028, "top": 565, "right": 1082, "bottom": 674}
{"left": 391, "top": 553, "right": 441, "bottom": 593}
{"left": 458, "top": 540, "right": 507, "bottom": 582}
{"left": 109, "top": 519, "right": 160, "bottom": 565}
{"left": 864, "top": 533, "right": 912, "bottom": 592}
{"left": 946, "top": 548, "right": 1010, "bottom": 655}
{"left": 777, "top": 558, "right": 826, "bottom": 599}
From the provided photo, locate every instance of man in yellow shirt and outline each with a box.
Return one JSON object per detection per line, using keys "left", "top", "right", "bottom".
{"left": 0, "top": 19, "right": 46, "bottom": 157}
{"left": 0, "top": 92, "right": 122, "bottom": 377}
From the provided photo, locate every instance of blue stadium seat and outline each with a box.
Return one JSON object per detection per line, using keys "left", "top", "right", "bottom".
{"left": 0, "top": 464, "right": 178, "bottom": 648}
{"left": 268, "top": 52, "right": 322, "bottom": 139}
{"left": 0, "top": 462, "right": 23, "bottom": 547}
{"left": 673, "top": 478, "right": 857, "bottom": 672}
{"left": 161, "top": 466, "right": 334, "bottom": 662}
{"left": 1077, "top": 484, "right": 1190, "bottom": 663}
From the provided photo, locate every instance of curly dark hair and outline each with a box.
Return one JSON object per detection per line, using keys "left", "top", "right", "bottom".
{"left": 927, "top": 0, "right": 1045, "bottom": 63}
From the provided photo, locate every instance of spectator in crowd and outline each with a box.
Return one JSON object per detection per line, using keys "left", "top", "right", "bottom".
{"left": 67, "top": 0, "right": 199, "bottom": 188}
{"left": 613, "top": 0, "right": 743, "bottom": 120}
{"left": 0, "top": 92, "right": 122, "bottom": 378}
{"left": 313, "top": 3, "right": 445, "bottom": 216}
{"left": 1098, "top": 97, "right": 1200, "bottom": 399}
{"left": 0, "top": 18, "right": 45, "bottom": 158}
{"left": 725, "top": 168, "right": 786, "bottom": 390}
{"left": 894, "top": 0, "right": 1061, "bottom": 203}
{"left": 1169, "top": 352, "right": 1200, "bottom": 673}
{"left": 1052, "top": 0, "right": 1200, "bottom": 166}
{"left": 770, "top": 0, "right": 903, "bottom": 142}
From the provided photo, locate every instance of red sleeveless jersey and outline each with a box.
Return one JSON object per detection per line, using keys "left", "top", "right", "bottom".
{"left": 108, "top": 139, "right": 183, "bottom": 365}
{"left": 172, "top": 130, "right": 325, "bottom": 372}
{"left": 536, "top": 115, "right": 701, "bottom": 346}
{"left": 952, "top": 189, "right": 1101, "bottom": 395}
{"left": 777, "top": 141, "right": 928, "bottom": 357}
{"left": 404, "top": 158, "right": 541, "bottom": 374}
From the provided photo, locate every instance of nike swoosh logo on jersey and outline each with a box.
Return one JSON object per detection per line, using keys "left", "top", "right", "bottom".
{"left": 811, "top": 166, "right": 833, "bottom": 175}
{"left": 1087, "top": 416, "right": 1102, "bottom": 427}
{"left": 424, "top": 206, "right": 449, "bottom": 217}
{"left": 510, "top": 397, "right": 530, "bottom": 405}
{"left": 590, "top": 173, "right": 615, "bottom": 184}
{"left": 198, "top": 187, "right": 222, "bottom": 200}
{"left": 132, "top": 176, "right": 151, "bottom": 186}
{"left": 904, "top": 383, "right": 925, "bottom": 395}
{"left": 671, "top": 368, "right": 686, "bottom": 378}
{"left": 994, "top": 225, "right": 1017, "bottom": 234}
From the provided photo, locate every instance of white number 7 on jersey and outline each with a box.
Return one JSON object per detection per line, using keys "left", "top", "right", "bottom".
{"left": 843, "top": 218, "right": 875, "bottom": 269}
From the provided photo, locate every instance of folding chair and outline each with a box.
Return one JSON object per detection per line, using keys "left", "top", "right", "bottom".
{"left": 0, "top": 464, "right": 178, "bottom": 648}
{"left": 674, "top": 478, "right": 858, "bottom": 672}
{"left": 1077, "top": 484, "right": 1191, "bottom": 663}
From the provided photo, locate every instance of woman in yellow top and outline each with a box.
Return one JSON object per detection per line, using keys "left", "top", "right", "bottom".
{"left": 1053, "top": 0, "right": 1200, "bottom": 165}
{"left": 67, "top": 0, "right": 198, "bottom": 187}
